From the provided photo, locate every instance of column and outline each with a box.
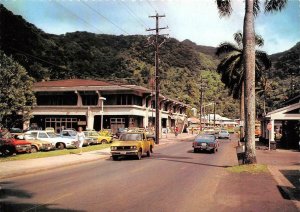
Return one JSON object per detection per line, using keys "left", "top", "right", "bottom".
{"left": 159, "top": 110, "right": 162, "bottom": 138}
{"left": 86, "top": 107, "right": 94, "bottom": 130}
{"left": 143, "top": 108, "right": 149, "bottom": 127}
{"left": 75, "top": 91, "right": 82, "bottom": 107}
{"left": 269, "top": 119, "right": 275, "bottom": 142}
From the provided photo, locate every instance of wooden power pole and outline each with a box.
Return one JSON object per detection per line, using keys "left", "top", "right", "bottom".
{"left": 147, "top": 13, "right": 168, "bottom": 144}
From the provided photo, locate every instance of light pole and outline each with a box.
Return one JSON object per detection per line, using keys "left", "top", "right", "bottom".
{"left": 99, "top": 97, "right": 106, "bottom": 131}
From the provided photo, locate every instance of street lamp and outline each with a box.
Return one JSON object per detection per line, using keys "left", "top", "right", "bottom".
{"left": 99, "top": 97, "right": 106, "bottom": 131}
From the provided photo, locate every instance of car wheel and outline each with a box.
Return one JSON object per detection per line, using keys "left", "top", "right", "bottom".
{"left": 194, "top": 148, "right": 198, "bottom": 153}
{"left": 101, "top": 139, "right": 107, "bottom": 144}
{"left": 146, "top": 149, "right": 151, "bottom": 157}
{"left": 0, "top": 146, "right": 14, "bottom": 156}
{"left": 31, "top": 146, "right": 38, "bottom": 153}
{"left": 136, "top": 149, "right": 142, "bottom": 160}
{"left": 56, "top": 143, "right": 65, "bottom": 150}
{"left": 112, "top": 156, "right": 119, "bottom": 161}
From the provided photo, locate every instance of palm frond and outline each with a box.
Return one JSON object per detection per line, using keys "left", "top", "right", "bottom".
{"left": 216, "top": 0, "right": 232, "bottom": 17}
{"left": 254, "top": 0, "right": 261, "bottom": 16}
{"left": 255, "top": 34, "right": 264, "bottom": 47}
{"left": 255, "top": 50, "right": 272, "bottom": 70}
{"left": 234, "top": 31, "right": 243, "bottom": 47}
{"left": 216, "top": 42, "right": 241, "bottom": 56}
{"left": 264, "top": 0, "right": 288, "bottom": 13}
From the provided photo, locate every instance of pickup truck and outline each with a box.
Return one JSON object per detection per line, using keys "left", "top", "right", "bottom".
{"left": 110, "top": 132, "right": 155, "bottom": 160}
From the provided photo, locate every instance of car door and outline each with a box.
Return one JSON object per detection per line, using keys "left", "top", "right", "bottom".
{"left": 142, "top": 133, "right": 150, "bottom": 153}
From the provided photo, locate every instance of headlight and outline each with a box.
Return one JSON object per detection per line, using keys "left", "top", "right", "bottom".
{"left": 16, "top": 145, "right": 21, "bottom": 148}
{"left": 111, "top": 146, "right": 117, "bottom": 150}
{"left": 130, "top": 146, "right": 137, "bottom": 150}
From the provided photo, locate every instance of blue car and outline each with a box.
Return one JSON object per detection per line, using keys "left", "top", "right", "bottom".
{"left": 192, "top": 134, "right": 219, "bottom": 153}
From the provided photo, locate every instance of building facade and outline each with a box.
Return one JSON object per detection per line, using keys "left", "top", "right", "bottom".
{"left": 28, "top": 79, "right": 188, "bottom": 133}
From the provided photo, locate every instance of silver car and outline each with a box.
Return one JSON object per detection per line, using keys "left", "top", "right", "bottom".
{"left": 218, "top": 130, "right": 230, "bottom": 139}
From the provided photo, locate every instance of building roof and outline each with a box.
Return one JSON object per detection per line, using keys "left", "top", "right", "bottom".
{"left": 265, "top": 102, "right": 300, "bottom": 120}
{"left": 34, "top": 79, "right": 114, "bottom": 87}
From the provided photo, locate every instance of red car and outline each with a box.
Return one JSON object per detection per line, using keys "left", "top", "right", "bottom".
{"left": 0, "top": 135, "right": 31, "bottom": 156}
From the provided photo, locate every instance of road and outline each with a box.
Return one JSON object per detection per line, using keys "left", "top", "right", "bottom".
{"left": 1, "top": 136, "right": 238, "bottom": 212}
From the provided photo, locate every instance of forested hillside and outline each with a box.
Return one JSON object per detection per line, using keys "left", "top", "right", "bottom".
{"left": 1, "top": 4, "right": 299, "bottom": 118}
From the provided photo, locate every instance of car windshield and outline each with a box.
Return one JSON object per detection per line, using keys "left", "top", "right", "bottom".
{"left": 119, "top": 133, "right": 142, "bottom": 141}
{"left": 195, "top": 135, "right": 214, "bottom": 143}
{"left": 47, "top": 132, "right": 57, "bottom": 138}
{"left": 63, "top": 131, "right": 76, "bottom": 136}
{"left": 89, "top": 132, "right": 99, "bottom": 136}
{"left": 220, "top": 131, "right": 228, "bottom": 133}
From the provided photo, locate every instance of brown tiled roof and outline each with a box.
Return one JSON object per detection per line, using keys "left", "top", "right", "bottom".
{"left": 34, "top": 79, "right": 114, "bottom": 87}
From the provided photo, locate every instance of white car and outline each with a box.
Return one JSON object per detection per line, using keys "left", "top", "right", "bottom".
{"left": 24, "top": 130, "right": 77, "bottom": 149}
{"left": 218, "top": 130, "right": 230, "bottom": 139}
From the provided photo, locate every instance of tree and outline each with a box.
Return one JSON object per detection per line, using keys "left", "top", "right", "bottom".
{"left": 216, "top": 0, "right": 288, "bottom": 164}
{"left": 216, "top": 31, "right": 271, "bottom": 145}
{"left": 0, "top": 51, "right": 36, "bottom": 129}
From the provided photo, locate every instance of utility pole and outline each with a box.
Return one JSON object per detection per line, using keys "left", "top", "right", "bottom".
{"left": 147, "top": 13, "right": 168, "bottom": 144}
{"left": 213, "top": 101, "right": 216, "bottom": 128}
{"left": 199, "top": 76, "right": 206, "bottom": 131}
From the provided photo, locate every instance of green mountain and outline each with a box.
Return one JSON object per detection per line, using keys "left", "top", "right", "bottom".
{"left": 1, "top": 4, "right": 298, "bottom": 118}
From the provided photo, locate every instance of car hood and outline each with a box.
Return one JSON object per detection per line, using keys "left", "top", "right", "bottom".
{"left": 111, "top": 141, "right": 141, "bottom": 146}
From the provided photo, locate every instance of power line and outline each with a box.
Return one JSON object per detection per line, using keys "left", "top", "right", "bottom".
{"left": 54, "top": 1, "right": 104, "bottom": 34}
{"left": 81, "top": 1, "right": 129, "bottom": 35}
{"left": 146, "top": 0, "right": 157, "bottom": 12}
{"left": 119, "top": 1, "right": 149, "bottom": 29}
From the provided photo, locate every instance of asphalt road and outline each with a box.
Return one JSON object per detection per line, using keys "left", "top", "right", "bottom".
{"left": 0, "top": 137, "right": 248, "bottom": 211}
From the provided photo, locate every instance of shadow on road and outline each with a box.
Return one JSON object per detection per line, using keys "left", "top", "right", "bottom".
{"left": 0, "top": 182, "right": 84, "bottom": 212}
{"left": 151, "top": 153, "right": 231, "bottom": 168}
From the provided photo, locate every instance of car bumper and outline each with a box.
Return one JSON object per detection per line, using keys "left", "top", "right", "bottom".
{"left": 193, "top": 146, "right": 214, "bottom": 151}
{"left": 111, "top": 150, "right": 138, "bottom": 156}
{"left": 15, "top": 146, "right": 31, "bottom": 153}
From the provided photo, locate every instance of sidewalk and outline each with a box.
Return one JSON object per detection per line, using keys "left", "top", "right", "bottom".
{"left": 256, "top": 147, "right": 300, "bottom": 209}
{"left": 0, "top": 133, "right": 197, "bottom": 179}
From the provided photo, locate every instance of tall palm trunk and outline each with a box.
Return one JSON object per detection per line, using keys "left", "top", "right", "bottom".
{"left": 239, "top": 81, "right": 245, "bottom": 146}
{"left": 243, "top": 0, "right": 257, "bottom": 164}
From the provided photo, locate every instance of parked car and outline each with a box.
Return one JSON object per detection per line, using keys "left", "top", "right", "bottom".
{"left": 218, "top": 130, "right": 230, "bottom": 139}
{"left": 17, "top": 135, "right": 54, "bottom": 152}
{"left": 84, "top": 130, "right": 112, "bottom": 144}
{"left": 110, "top": 132, "right": 155, "bottom": 160}
{"left": 60, "top": 130, "right": 91, "bottom": 146}
{"left": 192, "top": 134, "right": 219, "bottom": 153}
{"left": 0, "top": 133, "right": 31, "bottom": 156}
{"left": 24, "top": 130, "right": 77, "bottom": 149}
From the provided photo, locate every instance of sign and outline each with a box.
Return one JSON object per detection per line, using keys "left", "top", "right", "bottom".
{"left": 78, "top": 121, "right": 87, "bottom": 125}
{"left": 162, "top": 128, "right": 168, "bottom": 134}
{"left": 267, "top": 123, "right": 272, "bottom": 131}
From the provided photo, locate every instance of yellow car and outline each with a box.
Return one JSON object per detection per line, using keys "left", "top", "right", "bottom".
{"left": 17, "top": 135, "right": 54, "bottom": 153}
{"left": 110, "top": 132, "right": 154, "bottom": 160}
{"left": 83, "top": 131, "right": 112, "bottom": 144}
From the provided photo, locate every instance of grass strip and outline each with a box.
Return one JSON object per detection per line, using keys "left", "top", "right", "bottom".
{"left": 0, "top": 144, "right": 111, "bottom": 162}
{"left": 227, "top": 164, "right": 268, "bottom": 174}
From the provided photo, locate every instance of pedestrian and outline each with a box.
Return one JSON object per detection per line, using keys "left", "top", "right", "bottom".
{"left": 76, "top": 127, "right": 85, "bottom": 154}
{"left": 175, "top": 126, "right": 178, "bottom": 137}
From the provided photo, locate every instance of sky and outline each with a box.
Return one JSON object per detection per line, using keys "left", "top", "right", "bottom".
{"left": 1, "top": 0, "right": 299, "bottom": 54}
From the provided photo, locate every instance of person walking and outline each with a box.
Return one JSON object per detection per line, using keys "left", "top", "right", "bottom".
{"left": 76, "top": 127, "right": 85, "bottom": 154}
{"left": 175, "top": 126, "right": 179, "bottom": 137}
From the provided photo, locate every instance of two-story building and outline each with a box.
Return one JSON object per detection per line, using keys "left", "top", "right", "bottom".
{"left": 27, "top": 79, "right": 188, "bottom": 133}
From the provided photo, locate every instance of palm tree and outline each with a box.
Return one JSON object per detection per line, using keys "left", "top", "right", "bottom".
{"left": 216, "top": 0, "right": 288, "bottom": 164}
{"left": 216, "top": 32, "right": 271, "bottom": 146}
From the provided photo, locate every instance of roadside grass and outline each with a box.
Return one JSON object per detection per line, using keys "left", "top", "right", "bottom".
{"left": 0, "top": 144, "right": 111, "bottom": 162}
{"left": 227, "top": 164, "right": 269, "bottom": 174}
